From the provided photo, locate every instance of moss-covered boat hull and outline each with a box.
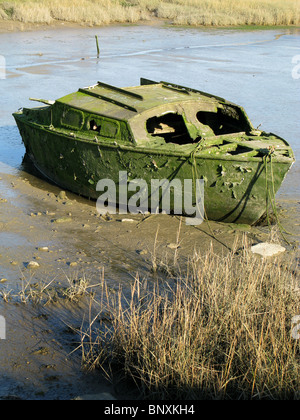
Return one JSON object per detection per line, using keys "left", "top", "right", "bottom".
{"left": 14, "top": 115, "right": 293, "bottom": 224}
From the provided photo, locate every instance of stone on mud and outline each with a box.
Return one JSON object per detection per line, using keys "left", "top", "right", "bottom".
{"left": 27, "top": 261, "right": 40, "bottom": 269}
{"left": 57, "top": 191, "right": 67, "bottom": 200}
{"left": 52, "top": 217, "right": 72, "bottom": 224}
{"left": 167, "top": 243, "right": 180, "bottom": 249}
{"left": 37, "top": 246, "right": 49, "bottom": 252}
{"left": 69, "top": 262, "right": 78, "bottom": 267}
{"left": 250, "top": 242, "right": 286, "bottom": 257}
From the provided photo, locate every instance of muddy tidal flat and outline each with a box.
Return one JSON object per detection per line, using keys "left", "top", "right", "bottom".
{"left": 0, "top": 23, "right": 299, "bottom": 400}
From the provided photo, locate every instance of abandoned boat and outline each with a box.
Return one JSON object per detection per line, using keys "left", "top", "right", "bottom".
{"left": 13, "top": 78, "right": 295, "bottom": 224}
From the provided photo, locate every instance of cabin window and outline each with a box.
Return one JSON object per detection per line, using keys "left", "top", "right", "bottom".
{"left": 146, "top": 113, "right": 192, "bottom": 145}
{"left": 196, "top": 106, "right": 248, "bottom": 135}
{"left": 90, "top": 119, "right": 100, "bottom": 133}
{"left": 101, "top": 120, "right": 118, "bottom": 138}
{"left": 88, "top": 117, "right": 119, "bottom": 138}
{"left": 61, "top": 109, "right": 84, "bottom": 129}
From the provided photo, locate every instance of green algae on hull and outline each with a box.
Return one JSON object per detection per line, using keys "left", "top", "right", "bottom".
{"left": 13, "top": 78, "right": 295, "bottom": 224}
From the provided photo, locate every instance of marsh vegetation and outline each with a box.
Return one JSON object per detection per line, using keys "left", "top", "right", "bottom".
{"left": 79, "top": 234, "right": 300, "bottom": 400}
{"left": 0, "top": 0, "right": 299, "bottom": 27}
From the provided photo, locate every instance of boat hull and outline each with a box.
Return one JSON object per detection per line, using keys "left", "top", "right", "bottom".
{"left": 15, "top": 117, "right": 292, "bottom": 225}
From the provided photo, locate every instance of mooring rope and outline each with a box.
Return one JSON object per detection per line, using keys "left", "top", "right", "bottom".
{"left": 190, "top": 141, "right": 291, "bottom": 245}
{"left": 189, "top": 141, "right": 218, "bottom": 240}
{"left": 263, "top": 151, "right": 291, "bottom": 244}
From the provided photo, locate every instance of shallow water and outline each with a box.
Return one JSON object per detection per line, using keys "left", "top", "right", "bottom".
{"left": 0, "top": 24, "right": 299, "bottom": 400}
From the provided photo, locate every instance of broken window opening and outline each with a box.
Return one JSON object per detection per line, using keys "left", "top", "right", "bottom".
{"left": 197, "top": 107, "right": 249, "bottom": 135}
{"left": 89, "top": 119, "right": 101, "bottom": 133}
{"left": 146, "top": 113, "right": 193, "bottom": 145}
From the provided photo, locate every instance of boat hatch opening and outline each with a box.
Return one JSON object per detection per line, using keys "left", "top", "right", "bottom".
{"left": 146, "top": 113, "right": 193, "bottom": 145}
{"left": 197, "top": 106, "right": 249, "bottom": 135}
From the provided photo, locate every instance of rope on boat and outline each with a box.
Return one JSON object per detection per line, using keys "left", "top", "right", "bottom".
{"left": 190, "top": 140, "right": 206, "bottom": 220}
{"left": 189, "top": 141, "right": 217, "bottom": 239}
{"left": 188, "top": 143, "right": 235, "bottom": 252}
{"left": 263, "top": 151, "right": 291, "bottom": 244}
{"left": 190, "top": 141, "right": 291, "bottom": 245}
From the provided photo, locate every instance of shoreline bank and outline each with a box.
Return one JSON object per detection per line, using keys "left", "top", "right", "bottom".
{"left": 1, "top": 18, "right": 300, "bottom": 34}
{"left": 1, "top": 0, "right": 300, "bottom": 33}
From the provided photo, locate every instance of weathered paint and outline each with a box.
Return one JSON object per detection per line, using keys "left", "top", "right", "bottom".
{"left": 13, "top": 79, "right": 295, "bottom": 224}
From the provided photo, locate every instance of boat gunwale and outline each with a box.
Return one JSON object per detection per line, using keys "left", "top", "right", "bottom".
{"left": 14, "top": 113, "right": 295, "bottom": 165}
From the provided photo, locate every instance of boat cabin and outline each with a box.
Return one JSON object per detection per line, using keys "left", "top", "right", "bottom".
{"left": 54, "top": 79, "right": 254, "bottom": 146}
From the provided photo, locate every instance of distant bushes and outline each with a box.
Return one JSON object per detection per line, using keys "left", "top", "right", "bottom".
{"left": 0, "top": 0, "right": 299, "bottom": 27}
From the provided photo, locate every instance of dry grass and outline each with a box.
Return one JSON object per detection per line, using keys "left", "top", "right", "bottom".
{"left": 0, "top": 0, "right": 148, "bottom": 25}
{"left": 80, "top": 236, "right": 300, "bottom": 400}
{"left": 151, "top": 0, "right": 300, "bottom": 26}
{"left": 0, "top": 0, "right": 299, "bottom": 26}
